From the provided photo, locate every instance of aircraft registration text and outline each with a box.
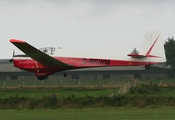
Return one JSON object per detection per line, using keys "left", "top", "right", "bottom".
{"left": 82, "top": 58, "right": 110, "bottom": 65}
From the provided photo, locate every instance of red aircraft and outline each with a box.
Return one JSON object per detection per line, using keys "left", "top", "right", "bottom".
{"left": 10, "top": 31, "right": 166, "bottom": 80}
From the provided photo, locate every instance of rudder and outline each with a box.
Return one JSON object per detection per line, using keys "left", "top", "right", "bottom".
{"left": 139, "top": 31, "right": 166, "bottom": 62}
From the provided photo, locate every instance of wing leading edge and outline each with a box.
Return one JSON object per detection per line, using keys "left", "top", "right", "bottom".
{"left": 10, "top": 39, "right": 70, "bottom": 67}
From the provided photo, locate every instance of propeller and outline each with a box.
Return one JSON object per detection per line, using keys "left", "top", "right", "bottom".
{"left": 9, "top": 50, "right": 15, "bottom": 63}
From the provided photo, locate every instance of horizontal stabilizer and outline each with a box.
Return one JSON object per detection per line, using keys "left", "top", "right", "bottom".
{"left": 127, "top": 54, "right": 146, "bottom": 58}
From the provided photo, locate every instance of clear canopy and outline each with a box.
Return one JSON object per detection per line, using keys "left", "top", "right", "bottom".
{"left": 39, "top": 47, "right": 56, "bottom": 55}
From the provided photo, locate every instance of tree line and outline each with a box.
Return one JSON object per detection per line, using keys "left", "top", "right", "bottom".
{"left": 164, "top": 37, "right": 175, "bottom": 78}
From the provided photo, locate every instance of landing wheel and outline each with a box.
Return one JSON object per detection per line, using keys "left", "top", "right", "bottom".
{"left": 145, "top": 65, "right": 150, "bottom": 69}
{"left": 63, "top": 73, "right": 67, "bottom": 77}
{"left": 37, "top": 76, "right": 46, "bottom": 80}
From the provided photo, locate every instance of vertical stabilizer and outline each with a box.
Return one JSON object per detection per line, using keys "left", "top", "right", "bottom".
{"left": 139, "top": 31, "right": 166, "bottom": 62}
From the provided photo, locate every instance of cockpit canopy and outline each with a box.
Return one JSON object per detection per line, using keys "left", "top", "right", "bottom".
{"left": 39, "top": 47, "right": 56, "bottom": 55}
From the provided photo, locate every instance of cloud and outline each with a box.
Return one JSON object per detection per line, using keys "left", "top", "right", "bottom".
{"left": 0, "top": 0, "right": 175, "bottom": 58}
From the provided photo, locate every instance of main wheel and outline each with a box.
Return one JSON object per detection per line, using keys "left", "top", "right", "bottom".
{"left": 63, "top": 73, "right": 67, "bottom": 77}
{"left": 37, "top": 76, "right": 46, "bottom": 80}
{"left": 145, "top": 65, "right": 150, "bottom": 69}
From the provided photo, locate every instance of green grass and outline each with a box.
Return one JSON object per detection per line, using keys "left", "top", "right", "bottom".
{"left": 0, "top": 88, "right": 118, "bottom": 98}
{"left": 0, "top": 108, "right": 175, "bottom": 120}
{"left": 127, "top": 84, "right": 175, "bottom": 96}
{"left": 1, "top": 79, "right": 175, "bottom": 87}
{"left": 0, "top": 80, "right": 175, "bottom": 109}
{"left": 0, "top": 80, "right": 175, "bottom": 120}
{"left": 0, "top": 79, "right": 122, "bottom": 86}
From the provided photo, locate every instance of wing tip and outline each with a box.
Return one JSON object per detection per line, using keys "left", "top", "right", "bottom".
{"left": 10, "top": 39, "right": 25, "bottom": 43}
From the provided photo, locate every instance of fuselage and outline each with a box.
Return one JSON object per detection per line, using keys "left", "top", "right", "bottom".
{"left": 12, "top": 49, "right": 160, "bottom": 77}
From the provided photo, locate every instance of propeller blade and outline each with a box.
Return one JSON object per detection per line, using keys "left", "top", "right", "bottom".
{"left": 13, "top": 50, "right": 15, "bottom": 57}
{"left": 9, "top": 59, "right": 13, "bottom": 63}
{"left": 9, "top": 50, "right": 15, "bottom": 63}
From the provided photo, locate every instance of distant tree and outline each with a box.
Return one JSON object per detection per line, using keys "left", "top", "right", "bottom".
{"left": 164, "top": 37, "right": 175, "bottom": 78}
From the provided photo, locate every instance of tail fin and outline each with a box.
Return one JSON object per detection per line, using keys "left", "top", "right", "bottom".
{"left": 128, "top": 31, "right": 166, "bottom": 63}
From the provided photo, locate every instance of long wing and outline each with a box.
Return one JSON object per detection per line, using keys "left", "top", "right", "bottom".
{"left": 10, "top": 39, "right": 70, "bottom": 67}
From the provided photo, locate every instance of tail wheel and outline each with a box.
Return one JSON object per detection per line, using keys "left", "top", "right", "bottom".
{"left": 145, "top": 65, "right": 150, "bottom": 69}
{"left": 37, "top": 76, "right": 46, "bottom": 80}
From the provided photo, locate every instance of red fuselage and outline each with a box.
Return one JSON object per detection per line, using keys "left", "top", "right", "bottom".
{"left": 13, "top": 56, "right": 158, "bottom": 77}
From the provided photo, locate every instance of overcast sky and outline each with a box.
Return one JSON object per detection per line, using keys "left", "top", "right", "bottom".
{"left": 0, "top": 0, "right": 175, "bottom": 59}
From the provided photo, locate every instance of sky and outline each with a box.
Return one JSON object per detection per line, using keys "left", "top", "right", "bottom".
{"left": 0, "top": 0, "right": 175, "bottom": 59}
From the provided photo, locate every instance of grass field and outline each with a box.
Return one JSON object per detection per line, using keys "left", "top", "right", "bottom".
{"left": 0, "top": 107, "right": 175, "bottom": 120}
{"left": 0, "top": 88, "right": 119, "bottom": 98}
{"left": 0, "top": 79, "right": 122, "bottom": 86}
{"left": 0, "top": 79, "right": 175, "bottom": 120}
{"left": 1, "top": 79, "right": 175, "bottom": 87}
{"left": 0, "top": 79, "right": 175, "bottom": 99}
